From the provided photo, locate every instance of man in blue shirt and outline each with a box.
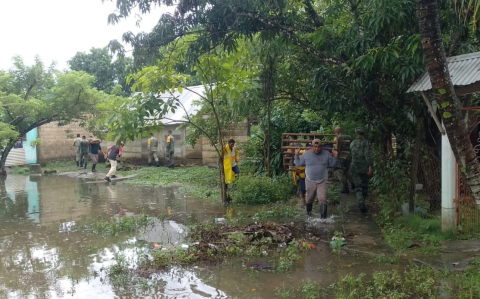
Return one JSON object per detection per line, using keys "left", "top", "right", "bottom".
{"left": 89, "top": 138, "right": 104, "bottom": 173}
{"left": 295, "top": 139, "right": 338, "bottom": 218}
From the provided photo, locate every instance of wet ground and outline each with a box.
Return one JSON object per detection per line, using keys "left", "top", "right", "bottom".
{"left": 0, "top": 174, "right": 400, "bottom": 299}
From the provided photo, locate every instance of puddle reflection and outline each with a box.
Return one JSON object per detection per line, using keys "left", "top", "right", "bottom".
{"left": 0, "top": 175, "right": 398, "bottom": 299}
{"left": 0, "top": 175, "right": 230, "bottom": 298}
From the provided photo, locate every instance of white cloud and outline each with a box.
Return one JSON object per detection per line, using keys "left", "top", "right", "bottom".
{"left": 0, "top": 0, "right": 175, "bottom": 71}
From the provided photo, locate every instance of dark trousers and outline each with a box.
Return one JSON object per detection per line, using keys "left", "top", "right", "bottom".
{"left": 351, "top": 173, "right": 369, "bottom": 203}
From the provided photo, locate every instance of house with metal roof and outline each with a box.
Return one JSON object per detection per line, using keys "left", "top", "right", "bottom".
{"left": 407, "top": 51, "right": 480, "bottom": 232}
{"left": 31, "top": 85, "right": 248, "bottom": 166}
{"left": 407, "top": 51, "right": 480, "bottom": 95}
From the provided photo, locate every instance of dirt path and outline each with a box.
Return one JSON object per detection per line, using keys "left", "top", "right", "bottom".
{"left": 304, "top": 183, "right": 392, "bottom": 257}
{"left": 337, "top": 190, "right": 392, "bottom": 254}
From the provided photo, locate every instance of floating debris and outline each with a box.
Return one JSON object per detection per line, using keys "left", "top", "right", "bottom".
{"left": 245, "top": 261, "right": 275, "bottom": 271}
{"left": 214, "top": 218, "right": 226, "bottom": 224}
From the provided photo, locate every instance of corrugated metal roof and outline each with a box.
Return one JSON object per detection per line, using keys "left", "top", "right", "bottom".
{"left": 133, "top": 85, "right": 208, "bottom": 125}
{"left": 157, "top": 85, "right": 205, "bottom": 124}
{"left": 407, "top": 51, "right": 480, "bottom": 93}
{"left": 5, "top": 149, "right": 26, "bottom": 166}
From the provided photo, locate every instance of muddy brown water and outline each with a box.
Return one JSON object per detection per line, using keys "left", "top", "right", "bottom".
{"left": 0, "top": 175, "right": 399, "bottom": 299}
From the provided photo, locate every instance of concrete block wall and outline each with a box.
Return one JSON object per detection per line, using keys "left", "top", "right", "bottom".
{"left": 37, "top": 122, "right": 93, "bottom": 162}
{"left": 37, "top": 121, "right": 249, "bottom": 165}
{"left": 201, "top": 121, "right": 249, "bottom": 164}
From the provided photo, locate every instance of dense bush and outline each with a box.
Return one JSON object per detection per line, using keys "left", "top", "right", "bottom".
{"left": 229, "top": 174, "right": 295, "bottom": 204}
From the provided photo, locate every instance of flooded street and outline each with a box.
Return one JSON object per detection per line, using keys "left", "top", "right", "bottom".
{"left": 0, "top": 175, "right": 399, "bottom": 299}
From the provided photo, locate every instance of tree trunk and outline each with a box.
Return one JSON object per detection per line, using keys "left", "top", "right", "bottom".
{"left": 0, "top": 141, "right": 15, "bottom": 176}
{"left": 219, "top": 155, "right": 227, "bottom": 204}
{"left": 217, "top": 126, "right": 227, "bottom": 203}
{"left": 263, "top": 57, "right": 275, "bottom": 178}
{"left": 266, "top": 100, "right": 271, "bottom": 177}
{"left": 417, "top": 0, "right": 480, "bottom": 202}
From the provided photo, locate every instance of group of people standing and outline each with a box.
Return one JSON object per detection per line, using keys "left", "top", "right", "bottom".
{"left": 73, "top": 134, "right": 104, "bottom": 172}
{"left": 146, "top": 130, "right": 175, "bottom": 168}
{"left": 73, "top": 131, "right": 177, "bottom": 182}
{"left": 292, "top": 127, "right": 373, "bottom": 218}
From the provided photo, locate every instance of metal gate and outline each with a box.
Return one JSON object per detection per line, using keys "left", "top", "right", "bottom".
{"left": 456, "top": 166, "right": 480, "bottom": 233}
{"left": 281, "top": 133, "right": 350, "bottom": 171}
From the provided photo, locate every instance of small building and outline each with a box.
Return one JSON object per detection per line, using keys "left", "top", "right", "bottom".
{"left": 5, "top": 128, "right": 38, "bottom": 166}
{"left": 407, "top": 51, "right": 480, "bottom": 233}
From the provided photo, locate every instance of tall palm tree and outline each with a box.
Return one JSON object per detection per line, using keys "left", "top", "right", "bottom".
{"left": 416, "top": 0, "right": 480, "bottom": 202}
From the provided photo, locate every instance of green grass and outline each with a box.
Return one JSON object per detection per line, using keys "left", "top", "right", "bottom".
{"left": 379, "top": 214, "right": 457, "bottom": 253}
{"left": 228, "top": 202, "right": 304, "bottom": 225}
{"left": 42, "top": 160, "right": 81, "bottom": 173}
{"left": 9, "top": 160, "right": 81, "bottom": 175}
{"left": 229, "top": 174, "right": 296, "bottom": 204}
{"left": 119, "top": 166, "right": 220, "bottom": 201}
{"left": 9, "top": 166, "right": 30, "bottom": 175}
{"left": 275, "top": 258, "right": 480, "bottom": 298}
{"left": 83, "top": 213, "right": 152, "bottom": 237}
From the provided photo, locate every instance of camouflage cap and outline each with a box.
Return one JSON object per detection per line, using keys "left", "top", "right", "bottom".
{"left": 355, "top": 128, "right": 365, "bottom": 135}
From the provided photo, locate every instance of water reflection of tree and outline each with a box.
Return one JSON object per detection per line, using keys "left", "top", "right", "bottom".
{"left": 0, "top": 191, "right": 29, "bottom": 221}
{"left": 0, "top": 221, "right": 139, "bottom": 298}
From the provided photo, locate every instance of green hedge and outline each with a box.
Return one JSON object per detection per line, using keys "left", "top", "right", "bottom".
{"left": 230, "top": 174, "right": 295, "bottom": 204}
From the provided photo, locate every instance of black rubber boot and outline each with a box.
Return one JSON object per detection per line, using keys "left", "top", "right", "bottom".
{"left": 156, "top": 162, "right": 160, "bottom": 167}
{"left": 149, "top": 163, "right": 152, "bottom": 167}
{"left": 84, "top": 162, "right": 87, "bottom": 169}
{"left": 306, "top": 203, "right": 313, "bottom": 216}
{"left": 340, "top": 183, "right": 350, "bottom": 194}
{"left": 76, "top": 161, "right": 79, "bottom": 167}
{"left": 92, "top": 164, "right": 96, "bottom": 172}
{"left": 80, "top": 162, "right": 83, "bottom": 167}
{"left": 359, "top": 203, "right": 368, "bottom": 214}
{"left": 320, "top": 204, "right": 328, "bottom": 219}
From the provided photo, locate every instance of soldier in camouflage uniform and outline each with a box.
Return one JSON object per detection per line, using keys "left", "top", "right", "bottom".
{"left": 73, "top": 134, "right": 82, "bottom": 167}
{"left": 148, "top": 133, "right": 160, "bottom": 167}
{"left": 334, "top": 127, "right": 352, "bottom": 193}
{"left": 165, "top": 130, "right": 175, "bottom": 168}
{"left": 79, "top": 136, "right": 90, "bottom": 169}
{"left": 349, "top": 128, "right": 373, "bottom": 214}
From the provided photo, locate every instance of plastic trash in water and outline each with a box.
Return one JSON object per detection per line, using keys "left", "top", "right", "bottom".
{"left": 214, "top": 218, "right": 226, "bottom": 224}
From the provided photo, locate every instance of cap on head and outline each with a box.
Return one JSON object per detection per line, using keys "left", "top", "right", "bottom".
{"left": 355, "top": 128, "right": 365, "bottom": 135}
{"left": 120, "top": 141, "right": 125, "bottom": 146}
{"left": 312, "top": 139, "right": 322, "bottom": 145}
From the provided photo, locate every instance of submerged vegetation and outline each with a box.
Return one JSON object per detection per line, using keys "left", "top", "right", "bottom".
{"left": 376, "top": 214, "right": 458, "bottom": 254}
{"left": 274, "top": 256, "right": 480, "bottom": 299}
{"left": 143, "top": 221, "right": 311, "bottom": 272}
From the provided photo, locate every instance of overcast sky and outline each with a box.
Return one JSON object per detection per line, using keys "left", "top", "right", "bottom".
{"left": 0, "top": 0, "right": 175, "bottom": 71}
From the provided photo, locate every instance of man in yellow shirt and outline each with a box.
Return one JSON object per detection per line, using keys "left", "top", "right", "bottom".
{"left": 165, "top": 130, "right": 175, "bottom": 168}
{"left": 147, "top": 133, "right": 159, "bottom": 167}
{"left": 224, "top": 139, "right": 239, "bottom": 184}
